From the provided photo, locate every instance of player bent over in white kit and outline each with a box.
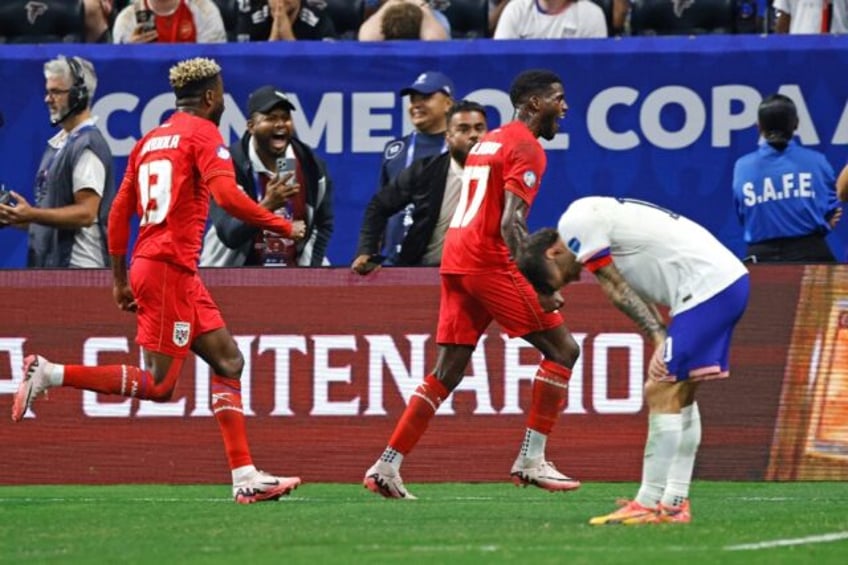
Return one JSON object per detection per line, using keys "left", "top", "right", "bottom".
{"left": 518, "top": 196, "right": 749, "bottom": 524}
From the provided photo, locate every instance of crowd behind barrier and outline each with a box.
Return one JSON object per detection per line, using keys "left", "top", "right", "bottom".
{"left": 1, "top": 36, "right": 848, "bottom": 267}
{"left": 0, "top": 0, "right": 781, "bottom": 44}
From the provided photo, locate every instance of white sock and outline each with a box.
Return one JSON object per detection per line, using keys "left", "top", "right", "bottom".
{"left": 47, "top": 362, "right": 64, "bottom": 387}
{"left": 231, "top": 464, "right": 257, "bottom": 484}
{"left": 518, "top": 428, "right": 547, "bottom": 460}
{"left": 635, "top": 413, "right": 682, "bottom": 508}
{"left": 380, "top": 447, "right": 404, "bottom": 472}
{"left": 661, "top": 402, "right": 701, "bottom": 508}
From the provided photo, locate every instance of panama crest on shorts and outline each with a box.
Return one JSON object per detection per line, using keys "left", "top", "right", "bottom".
{"left": 173, "top": 321, "right": 191, "bottom": 348}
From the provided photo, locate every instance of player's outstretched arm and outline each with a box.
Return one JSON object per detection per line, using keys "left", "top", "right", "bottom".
{"left": 208, "top": 175, "right": 305, "bottom": 240}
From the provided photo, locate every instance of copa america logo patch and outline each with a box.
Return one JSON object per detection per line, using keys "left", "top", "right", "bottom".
{"left": 216, "top": 145, "right": 231, "bottom": 160}
{"left": 173, "top": 321, "right": 191, "bottom": 348}
{"left": 384, "top": 140, "right": 405, "bottom": 160}
{"left": 567, "top": 237, "right": 581, "bottom": 254}
{"left": 523, "top": 170, "right": 537, "bottom": 188}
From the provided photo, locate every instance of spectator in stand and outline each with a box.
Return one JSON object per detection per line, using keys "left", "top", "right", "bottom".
{"left": 234, "top": 0, "right": 337, "bottom": 41}
{"left": 372, "top": 71, "right": 455, "bottom": 265}
{"left": 0, "top": 0, "right": 86, "bottom": 43}
{"left": 380, "top": 1, "right": 425, "bottom": 38}
{"left": 113, "top": 0, "right": 226, "bottom": 43}
{"left": 489, "top": 0, "right": 510, "bottom": 35}
{"left": 494, "top": 0, "right": 608, "bottom": 38}
{"left": 84, "top": 0, "right": 115, "bottom": 42}
{"left": 774, "top": 0, "right": 848, "bottom": 33}
{"left": 351, "top": 100, "right": 487, "bottom": 273}
{"left": 201, "top": 85, "right": 334, "bottom": 267}
{"left": 0, "top": 56, "right": 115, "bottom": 268}
{"left": 732, "top": 94, "right": 841, "bottom": 262}
{"left": 359, "top": 0, "right": 450, "bottom": 40}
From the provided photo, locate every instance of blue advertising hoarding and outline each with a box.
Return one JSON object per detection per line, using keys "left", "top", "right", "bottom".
{"left": 1, "top": 36, "right": 847, "bottom": 267}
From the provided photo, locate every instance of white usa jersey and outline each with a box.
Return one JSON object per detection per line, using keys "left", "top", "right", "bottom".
{"left": 557, "top": 197, "right": 748, "bottom": 315}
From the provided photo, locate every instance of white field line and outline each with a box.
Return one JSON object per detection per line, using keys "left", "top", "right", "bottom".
{"left": 725, "top": 531, "right": 848, "bottom": 551}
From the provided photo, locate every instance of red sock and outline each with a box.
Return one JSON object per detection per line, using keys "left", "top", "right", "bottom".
{"left": 211, "top": 375, "right": 253, "bottom": 470}
{"left": 388, "top": 375, "right": 449, "bottom": 454}
{"left": 63, "top": 362, "right": 182, "bottom": 402}
{"left": 526, "top": 360, "right": 572, "bottom": 435}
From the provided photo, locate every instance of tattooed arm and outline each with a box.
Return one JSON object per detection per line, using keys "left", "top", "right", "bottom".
{"left": 594, "top": 261, "right": 666, "bottom": 347}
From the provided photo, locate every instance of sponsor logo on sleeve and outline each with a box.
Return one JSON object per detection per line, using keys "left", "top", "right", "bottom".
{"left": 567, "top": 237, "right": 581, "bottom": 254}
{"left": 216, "top": 145, "right": 231, "bottom": 160}
{"left": 523, "top": 170, "right": 537, "bottom": 188}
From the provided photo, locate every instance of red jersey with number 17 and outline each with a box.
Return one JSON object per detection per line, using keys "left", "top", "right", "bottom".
{"left": 440, "top": 120, "right": 546, "bottom": 274}
{"left": 118, "top": 112, "right": 236, "bottom": 272}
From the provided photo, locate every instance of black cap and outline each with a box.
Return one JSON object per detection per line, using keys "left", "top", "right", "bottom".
{"left": 758, "top": 94, "right": 798, "bottom": 145}
{"left": 247, "top": 85, "right": 296, "bottom": 115}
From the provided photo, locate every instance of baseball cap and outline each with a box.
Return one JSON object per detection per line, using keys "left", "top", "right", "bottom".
{"left": 399, "top": 71, "right": 455, "bottom": 97}
{"left": 247, "top": 85, "right": 296, "bottom": 115}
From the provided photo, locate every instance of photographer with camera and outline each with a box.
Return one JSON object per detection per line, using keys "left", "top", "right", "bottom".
{"left": 0, "top": 56, "right": 115, "bottom": 268}
{"left": 200, "top": 85, "right": 334, "bottom": 267}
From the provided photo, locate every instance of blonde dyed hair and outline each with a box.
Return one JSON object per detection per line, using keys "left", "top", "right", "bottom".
{"left": 168, "top": 57, "right": 221, "bottom": 95}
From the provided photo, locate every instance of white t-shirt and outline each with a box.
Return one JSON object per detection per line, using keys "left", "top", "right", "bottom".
{"left": 494, "top": 0, "right": 608, "bottom": 39}
{"left": 47, "top": 118, "right": 107, "bottom": 268}
{"left": 773, "top": 0, "right": 827, "bottom": 34}
{"left": 113, "top": 0, "right": 227, "bottom": 44}
{"left": 556, "top": 197, "right": 747, "bottom": 315}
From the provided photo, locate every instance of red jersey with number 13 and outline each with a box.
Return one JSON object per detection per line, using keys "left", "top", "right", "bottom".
{"left": 121, "top": 112, "right": 236, "bottom": 272}
{"left": 441, "top": 120, "right": 546, "bottom": 274}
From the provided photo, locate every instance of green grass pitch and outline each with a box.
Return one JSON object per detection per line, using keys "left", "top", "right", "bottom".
{"left": 1, "top": 482, "right": 847, "bottom": 564}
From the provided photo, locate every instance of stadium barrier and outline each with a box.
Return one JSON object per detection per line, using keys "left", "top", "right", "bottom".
{"left": 1, "top": 265, "right": 846, "bottom": 485}
{"left": 2, "top": 36, "right": 848, "bottom": 269}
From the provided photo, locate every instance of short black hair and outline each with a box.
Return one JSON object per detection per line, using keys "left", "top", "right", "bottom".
{"left": 447, "top": 99, "right": 487, "bottom": 124}
{"left": 758, "top": 94, "right": 798, "bottom": 151}
{"left": 509, "top": 69, "right": 562, "bottom": 107}
{"left": 517, "top": 227, "right": 561, "bottom": 295}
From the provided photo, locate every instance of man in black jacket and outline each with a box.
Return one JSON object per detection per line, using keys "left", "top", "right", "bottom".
{"left": 351, "top": 100, "right": 487, "bottom": 273}
{"left": 201, "top": 85, "right": 334, "bottom": 267}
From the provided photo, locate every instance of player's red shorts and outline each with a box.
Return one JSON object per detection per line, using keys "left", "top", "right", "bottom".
{"left": 129, "top": 257, "right": 225, "bottom": 358}
{"left": 436, "top": 265, "right": 563, "bottom": 346}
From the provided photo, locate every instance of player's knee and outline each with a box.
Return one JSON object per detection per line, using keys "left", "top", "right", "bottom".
{"left": 215, "top": 351, "right": 245, "bottom": 380}
{"left": 148, "top": 381, "right": 177, "bottom": 402}
{"left": 550, "top": 334, "right": 580, "bottom": 368}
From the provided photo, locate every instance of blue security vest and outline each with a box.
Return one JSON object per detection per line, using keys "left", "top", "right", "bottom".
{"left": 732, "top": 140, "right": 839, "bottom": 244}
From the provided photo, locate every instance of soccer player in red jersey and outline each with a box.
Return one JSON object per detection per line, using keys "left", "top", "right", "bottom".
{"left": 364, "top": 69, "right": 581, "bottom": 499}
{"left": 12, "top": 57, "right": 306, "bottom": 504}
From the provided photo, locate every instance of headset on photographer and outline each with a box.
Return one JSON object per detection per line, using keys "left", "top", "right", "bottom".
{"left": 50, "top": 56, "right": 90, "bottom": 127}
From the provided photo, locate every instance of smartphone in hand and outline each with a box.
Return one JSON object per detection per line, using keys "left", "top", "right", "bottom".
{"left": 275, "top": 156, "right": 297, "bottom": 185}
{"left": 135, "top": 9, "right": 156, "bottom": 32}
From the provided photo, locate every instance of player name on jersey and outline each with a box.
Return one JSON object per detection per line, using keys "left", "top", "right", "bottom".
{"left": 469, "top": 141, "right": 503, "bottom": 156}
{"left": 140, "top": 134, "right": 182, "bottom": 156}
